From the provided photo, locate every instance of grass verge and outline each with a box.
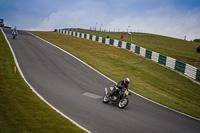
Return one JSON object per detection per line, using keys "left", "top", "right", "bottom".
{"left": 30, "top": 31, "right": 200, "bottom": 119}
{"left": 0, "top": 29, "right": 86, "bottom": 133}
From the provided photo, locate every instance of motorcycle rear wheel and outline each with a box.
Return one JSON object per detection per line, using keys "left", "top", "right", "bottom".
{"left": 118, "top": 98, "right": 129, "bottom": 109}
{"left": 103, "top": 94, "right": 110, "bottom": 103}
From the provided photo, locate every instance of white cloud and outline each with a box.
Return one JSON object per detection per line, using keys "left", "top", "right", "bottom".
{"left": 104, "top": 8, "right": 200, "bottom": 40}
{"left": 31, "top": 9, "right": 88, "bottom": 30}
{"left": 31, "top": 3, "right": 200, "bottom": 41}
{"left": 31, "top": 0, "right": 110, "bottom": 31}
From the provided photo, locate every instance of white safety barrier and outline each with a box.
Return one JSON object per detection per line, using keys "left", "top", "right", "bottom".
{"left": 105, "top": 38, "right": 110, "bottom": 44}
{"left": 140, "top": 47, "right": 146, "bottom": 57}
{"left": 114, "top": 39, "right": 119, "bottom": 47}
{"left": 130, "top": 44, "right": 136, "bottom": 53}
{"left": 166, "top": 57, "right": 176, "bottom": 69}
{"left": 92, "top": 35, "right": 96, "bottom": 41}
{"left": 77, "top": 32, "right": 80, "bottom": 37}
{"left": 151, "top": 51, "right": 159, "bottom": 63}
{"left": 98, "top": 37, "right": 102, "bottom": 43}
{"left": 121, "top": 41, "right": 126, "bottom": 49}
{"left": 81, "top": 33, "right": 84, "bottom": 38}
{"left": 184, "top": 64, "right": 197, "bottom": 79}
{"left": 86, "top": 34, "right": 90, "bottom": 40}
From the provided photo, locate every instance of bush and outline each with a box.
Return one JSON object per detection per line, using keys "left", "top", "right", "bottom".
{"left": 193, "top": 38, "right": 200, "bottom": 42}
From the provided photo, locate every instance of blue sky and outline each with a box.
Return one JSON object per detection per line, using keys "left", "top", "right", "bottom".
{"left": 1, "top": 0, "right": 200, "bottom": 40}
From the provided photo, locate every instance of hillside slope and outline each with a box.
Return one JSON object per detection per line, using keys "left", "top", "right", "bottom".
{"left": 76, "top": 30, "right": 200, "bottom": 69}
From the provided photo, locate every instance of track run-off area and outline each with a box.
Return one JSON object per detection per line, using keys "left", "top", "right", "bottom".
{"left": 3, "top": 28, "right": 200, "bottom": 133}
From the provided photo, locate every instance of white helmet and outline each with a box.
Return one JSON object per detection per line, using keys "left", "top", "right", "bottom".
{"left": 124, "top": 78, "right": 130, "bottom": 85}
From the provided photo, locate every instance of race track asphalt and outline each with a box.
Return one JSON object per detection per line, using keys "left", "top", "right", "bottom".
{"left": 3, "top": 28, "right": 200, "bottom": 133}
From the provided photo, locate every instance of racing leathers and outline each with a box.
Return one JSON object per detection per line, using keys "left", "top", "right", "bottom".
{"left": 111, "top": 80, "right": 128, "bottom": 97}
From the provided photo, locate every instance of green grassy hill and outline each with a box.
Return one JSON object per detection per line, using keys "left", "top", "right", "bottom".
{"left": 76, "top": 30, "right": 200, "bottom": 69}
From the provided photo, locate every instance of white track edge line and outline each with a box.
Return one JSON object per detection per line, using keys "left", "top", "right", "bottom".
{"left": 1, "top": 28, "right": 91, "bottom": 133}
{"left": 29, "top": 31, "right": 200, "bottom": 121}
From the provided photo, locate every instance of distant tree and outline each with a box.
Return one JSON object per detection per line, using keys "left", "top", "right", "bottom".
{"left": 193, "top": 38, "right": 200, "bottom": 42}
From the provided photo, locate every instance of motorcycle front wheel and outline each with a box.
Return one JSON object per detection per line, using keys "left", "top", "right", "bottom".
{"left": 103, "top": 94, "right": 110, "bottom": 103}
{"left": 118, "top": 98, "right": 129, "bottom": 109}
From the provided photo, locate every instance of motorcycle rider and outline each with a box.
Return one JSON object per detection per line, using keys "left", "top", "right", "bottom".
{"left": 12, "top": 26, "right": 18, "bottom": 35}
{"left": 110, "top": 78, "right": 130, "bottom": 97}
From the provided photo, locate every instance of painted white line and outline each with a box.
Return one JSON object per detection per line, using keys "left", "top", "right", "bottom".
{"left": 28, "top": 31, "right": 200, "bottom": 121}
{"left": 83, "top": 92, "right": 102, "bottom": 99}
{"left": 1, "top": 28, "right": 91, "bottom": 133}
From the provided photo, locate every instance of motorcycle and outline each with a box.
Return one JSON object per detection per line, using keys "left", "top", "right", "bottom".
{"left": 103, "top": 87, "right": 131, "bottom": 109}
{"left": 12, "top": 31, "right": 17, "bottom": 39}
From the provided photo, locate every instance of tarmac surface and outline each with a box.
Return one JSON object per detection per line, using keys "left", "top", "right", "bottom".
{"left": 3, "top": 28, "right": 200, "bottom": 133}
